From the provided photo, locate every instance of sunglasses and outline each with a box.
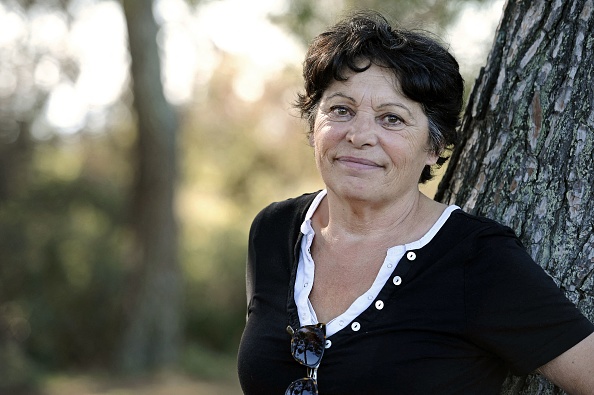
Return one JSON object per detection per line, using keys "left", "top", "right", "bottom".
{"left": 285, "top": 323, "right": 327, "bottom": 395}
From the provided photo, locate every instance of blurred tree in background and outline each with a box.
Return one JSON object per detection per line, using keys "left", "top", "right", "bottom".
{"left": 0, "top": 0, "right": 496, "bottom": 392}
{"left": 117, "top": 0, "right": 181, "bottom": 374}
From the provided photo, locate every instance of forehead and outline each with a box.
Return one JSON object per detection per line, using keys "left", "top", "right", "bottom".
{"left": 322, "top": 65, "right": 419, "bottom": 108}
{"left": 326, "top": 65, "right": 401, "bottom": 93}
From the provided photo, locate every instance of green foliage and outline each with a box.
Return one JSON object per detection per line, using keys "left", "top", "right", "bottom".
{"left": 181, "top": 342, "right": 238, "bottom": 381}
{"left": 0, "top": 163, "right": 130, "bottom": 391}
{"left": 0, "top": 177, "right": 128, "bottom": 363}
{"left": 272, "top": 0, "right": 493, "bottom": 42}
{"left": 183, "top": 227, "right": 247, "bottom": 354}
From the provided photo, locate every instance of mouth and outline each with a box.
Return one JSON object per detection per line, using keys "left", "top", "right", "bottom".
{"left": 335, "top": 156, "right": 383, "bottom": 169}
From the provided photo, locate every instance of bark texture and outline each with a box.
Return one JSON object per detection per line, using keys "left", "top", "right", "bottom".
{"left": 118, "top": 0, "right": 182, "bottom": 373}
{"left": 437, "top": 0, "right": 594, "bottom": 393}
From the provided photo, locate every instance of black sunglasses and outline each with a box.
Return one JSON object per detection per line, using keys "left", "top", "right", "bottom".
{"left": 285, "top": 323, "right": 326, "bottom": 395}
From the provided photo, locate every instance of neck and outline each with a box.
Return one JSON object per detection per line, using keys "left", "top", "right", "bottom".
{"left": 314, "top": 189, "right": 443, "bottom": 246}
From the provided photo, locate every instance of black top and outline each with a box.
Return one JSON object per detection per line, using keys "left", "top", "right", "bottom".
{"left": 237, "top": 192, "right": 594, "bottom": 395}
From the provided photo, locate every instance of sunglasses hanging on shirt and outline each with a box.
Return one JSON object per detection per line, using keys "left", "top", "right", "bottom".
{"left": 285, "top": 323, "right": 326, "bottom": 395}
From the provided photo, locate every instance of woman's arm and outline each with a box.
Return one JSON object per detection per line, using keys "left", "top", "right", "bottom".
{"left": 537, "top": 331, "right": 594, "bottom": 394}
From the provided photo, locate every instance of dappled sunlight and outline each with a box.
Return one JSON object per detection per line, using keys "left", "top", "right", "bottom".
{"left": 0, "top": 4, "right": 27, "bottom": 46}
{"left": 33, "top": 141, "right": 85, "bottom": 181}
{"left": 29, "top": 7, "right": 68, "bottom": 52}
{"left": 445, "top": 0, "right": 505, "bottom": 72}
{"left": 46, "top": 82, "right": 88, "bottom": 133}
{"left": 34, "top": 55, "right": 61, "bottom": 89}
{"left": 178, "top": 189, "right": 242, "bottom": 229}
{"left": 66, "top": 1, "right": 129, "bottom": 109}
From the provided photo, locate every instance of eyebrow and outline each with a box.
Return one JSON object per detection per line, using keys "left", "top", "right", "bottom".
{"left": 377, "top": 102, "right": 413, "bottom": 117}
{"left": 325, "top": 92, "right": 357, "bottom": 102}
{"left": 325, "top": 92, "right": 414, "bottom": 117}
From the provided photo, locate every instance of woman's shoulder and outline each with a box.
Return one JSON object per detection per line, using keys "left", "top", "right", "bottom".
{"left": 429, "top": 208, "right": 523, "bottom": 256}
{"left": 447, "top": 208, "right": 516, "bottom": 236}
{"left": 250, "top": 191, "right": 320, "bottom": 232}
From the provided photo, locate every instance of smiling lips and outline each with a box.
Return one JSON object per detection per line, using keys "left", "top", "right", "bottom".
{"left": 336, "top": 156, "right": 383, "bottom": 169}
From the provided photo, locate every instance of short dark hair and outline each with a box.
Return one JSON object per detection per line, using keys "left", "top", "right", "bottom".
{"left": 295, "top": 10, "right": 464, "bottom": 183}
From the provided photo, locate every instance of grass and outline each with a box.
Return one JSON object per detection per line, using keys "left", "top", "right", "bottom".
{"left": 40, "top": 372, "right": 242, "bottom": 395}
{"left": 34, "top": 346, "right": 243, "bottom": 395}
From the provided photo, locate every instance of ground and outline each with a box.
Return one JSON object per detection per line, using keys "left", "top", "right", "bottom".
{"left": 40, "top": 373, "right": 242, "bottom": 395}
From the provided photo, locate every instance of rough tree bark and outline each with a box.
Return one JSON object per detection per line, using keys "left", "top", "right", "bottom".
{"left": 118, "top": 0, "right": 182, "bottom": 373}
{"left": 436, "top": 0, "right": 594, "bottom": 393}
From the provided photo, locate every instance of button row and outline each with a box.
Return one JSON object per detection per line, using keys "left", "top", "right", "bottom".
{"left": 338, "top": 299, "right": 386, "bottom": 336}
{"left": 326, "top": 252, "right": 415, "bottom": 344}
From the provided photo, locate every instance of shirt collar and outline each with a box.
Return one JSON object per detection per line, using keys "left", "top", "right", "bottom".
{"left": 300, "top": 189, "right": 327, "bottom": 235}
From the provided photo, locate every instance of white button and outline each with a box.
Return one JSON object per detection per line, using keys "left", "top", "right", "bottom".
{"left": 351, "top": 322, "right": 361, "bottom": 331}
{"left": 387, "top": 263, "right": 393, "bottom": 268}
{"left": 407, "top": 251, "right": 416, "bottom": 261}
{"left": 393, "top": 276, "right": 402, "bottom": 286}
{"left": 367, "top": 295, "right": 373, "bottom": 300}
{"left": 375, "top": 300, "right": 384, "bottom": 310}
{"left": 325, "top": 339, "right": 332, "bottom": 349}
{"left": 339, "top": 320, "right": 345, "bottom": 326}
{"left": 304, "top": 282, "right": 308, "bottom": 287}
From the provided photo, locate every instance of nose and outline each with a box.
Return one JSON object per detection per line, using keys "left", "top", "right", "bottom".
{"left": 346, "top": 112, "right": 378, "bottom": 147}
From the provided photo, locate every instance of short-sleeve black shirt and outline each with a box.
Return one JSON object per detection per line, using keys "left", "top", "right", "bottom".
{"left": 237, "top": 192, "right": 594, "bottom": 395}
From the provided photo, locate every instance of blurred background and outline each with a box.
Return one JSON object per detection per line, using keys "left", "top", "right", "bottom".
{"left": 0, "top": 0, "right": 502, "bottom": 393}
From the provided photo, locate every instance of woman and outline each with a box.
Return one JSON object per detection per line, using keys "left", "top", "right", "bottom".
{"left": 237, "top": 11, "right": 594, "bottom": 395}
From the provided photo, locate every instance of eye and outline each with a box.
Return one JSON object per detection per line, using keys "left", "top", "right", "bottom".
{"left": 328, "top": 105, "right": 353, "bottom": 120}
{"left": 381, "top": 113, "right": 404, "bottom": 128}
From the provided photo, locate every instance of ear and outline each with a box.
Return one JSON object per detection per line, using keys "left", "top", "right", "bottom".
{"left": 425, "top": 151, "right": 439, "bottom": 166}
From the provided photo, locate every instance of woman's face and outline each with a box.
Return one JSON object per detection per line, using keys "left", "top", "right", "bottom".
{"left": 311, "top": 64, "right": 437, "bottom": 206}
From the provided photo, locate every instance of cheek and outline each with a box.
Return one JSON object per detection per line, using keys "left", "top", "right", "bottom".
{"left": 312, "top": 118, "right": 340, "bottom": 150}
{"left": 383, "top": 139, "right": 429, "bottom": 169}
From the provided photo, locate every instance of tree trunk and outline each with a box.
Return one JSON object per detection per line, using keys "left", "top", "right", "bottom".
{"left": 436, "top": 0, "right": 594, "bottom": 393}
{"left": 118, "top": 0, "right": 182, "bottom": 373}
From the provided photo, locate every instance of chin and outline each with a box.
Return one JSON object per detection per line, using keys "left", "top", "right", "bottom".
{"left": 332, "top": 182, "right": 380, "bottom": 202}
